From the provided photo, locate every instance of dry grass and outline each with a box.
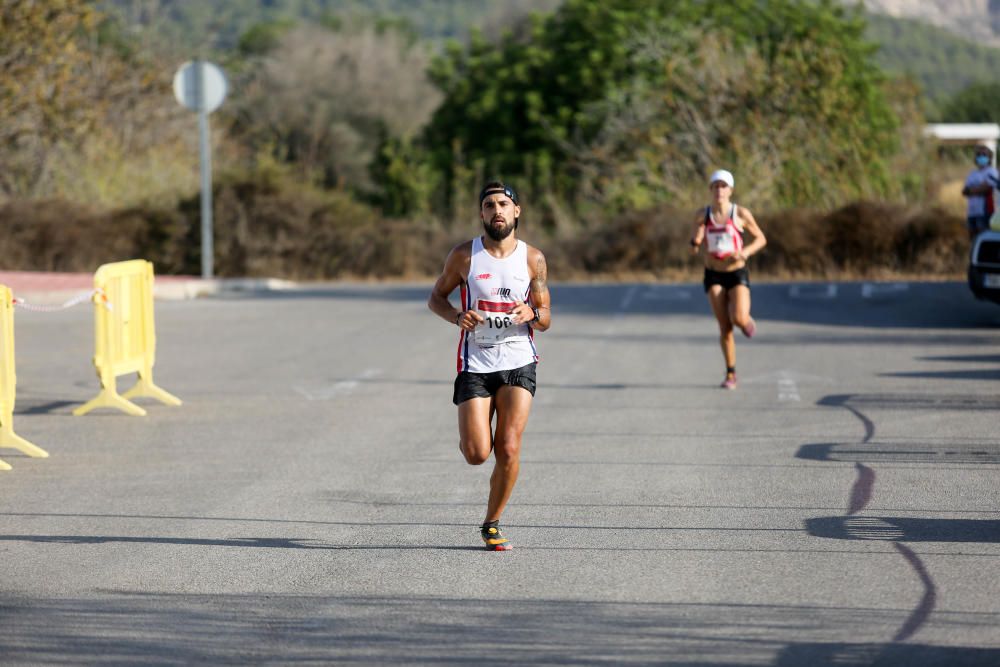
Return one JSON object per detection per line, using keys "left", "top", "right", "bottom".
{"left": 0, "top": 178, "right": 972, "bottom": 282}
{"left": 543, "top": 200, "right": 968, "bottom": 281}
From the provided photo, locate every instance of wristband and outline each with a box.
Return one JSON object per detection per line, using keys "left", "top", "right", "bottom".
{"left": 455, "top": 311, "right": 463, "bottom": 325}
{"left": 689, "top": 239, "right": 699, "bottom": 247}
{"left": 531, "top": 307, "right": 540, "bottom": 323}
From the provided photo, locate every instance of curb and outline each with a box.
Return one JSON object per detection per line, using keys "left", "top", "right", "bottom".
{"left": 0, "top": 271, "right": 296, "bottom": 306}
{"left": 153, "top": 277, "right": 298, "bottom": 301}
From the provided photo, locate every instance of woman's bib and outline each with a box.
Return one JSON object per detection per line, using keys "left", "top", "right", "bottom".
{"left": 705, "top": 205, "right": 744, "bottom": 260}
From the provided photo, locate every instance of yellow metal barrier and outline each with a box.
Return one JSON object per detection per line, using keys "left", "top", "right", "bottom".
{"left": 73, "top": 260, "right": 181, "bottom": 417}
{"left": 0, "top": 285, "right": 49, "bottom": 469}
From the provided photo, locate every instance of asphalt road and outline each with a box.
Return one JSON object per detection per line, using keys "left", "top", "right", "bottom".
{"left": 1, "top": 280, "right": 999, "bottom": 666}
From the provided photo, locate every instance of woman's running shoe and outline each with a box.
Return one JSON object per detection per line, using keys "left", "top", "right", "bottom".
{"left": 481, "top": 521, "right": 512, "bottom": 551}
{"left": 720, "top": 374, "right": 737, "bottom": 390}
{"left": 742, "top": 319, "right": 756, "bottom": 338}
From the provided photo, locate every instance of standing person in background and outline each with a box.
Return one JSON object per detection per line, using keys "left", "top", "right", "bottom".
{"left": 428, "top": 180, "right": 551, "bottom": 551}
{"left": 690, "top": 169, "right": 766, "bottom": 390}
{"left": 961, "top": 144, "right": 999, "bottom": 240}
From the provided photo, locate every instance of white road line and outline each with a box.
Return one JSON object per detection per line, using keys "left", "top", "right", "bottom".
{"left": 642, "top": 287, "right": 692, "bottom": 300}
{"left": 295, "top": 368, "right": 382, "bottom": 400}
{"left": 861, "top": 282, "right": 909, "bottom": 299}
{"left": 617, "top": 284, "right": 640, "bottom": 317}
{"left": 789, "top": 284, "right": 837, "bottom": 300}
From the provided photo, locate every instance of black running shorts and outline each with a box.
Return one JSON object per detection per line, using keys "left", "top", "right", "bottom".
{"left": 703, "top": 266, "right": 750, "bottom": 292}
{"left": 453, "top": 362, "right": 537, "bottom": 405}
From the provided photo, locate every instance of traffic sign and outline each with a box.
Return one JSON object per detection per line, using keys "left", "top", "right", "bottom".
{"left": 173, "top": 61, "right": 227, "bottom": 113}
{"left": 173, "top": 61, "right": 227, "bottom": 278}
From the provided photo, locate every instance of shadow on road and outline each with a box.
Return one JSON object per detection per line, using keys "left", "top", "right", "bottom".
{"left": 774, "top": 642, "right": 1000, "bottom": 667}
{"left": 797, "top": 394, "right": 1000, "bottom": 464}
{"left": 805, "top": 517, "right": 1000, "bottom": 543}
{"left": 0, "top": 534, "right": 481, "bottom": 551}
{"left": 881, "top": 368, "right": 1000, "bottom": 380}
{"left": 13, "top": 399, "right": 80, "bottom": 415}
{"left": 0, "top": 594, "right": 996, "bottom": 666}
{"left": 817, "top": 394, "right": 1000, "bottom": 411}
{"left": 796, "top": 441, "right": 1000, "bottom": 465}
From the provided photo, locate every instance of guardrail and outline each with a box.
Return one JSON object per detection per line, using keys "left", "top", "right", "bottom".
{"left": 0, "top": 284, "right": 49, "bottom": 470}
{"left": 73, "top": 260, "right": 181, "bottom": 417}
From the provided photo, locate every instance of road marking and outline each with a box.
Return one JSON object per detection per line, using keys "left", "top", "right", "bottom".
{"left": 861, "top": 282, "right": 909, "bottom": 299}
{"left": 789, "top": 284, "right": 837, "bottom": 300}
{"left": 295, "top": 368, "right": 382, "bottom": 400}
{"left": 641, "top": 287, "right": 692, "bottom": 300}
{"left": 777, "top": 371, "right": 800, "bottom": 402}
{"left": 742, "top": 369, "right": 834, "bottom": 400}
{"left": 618, "top": 284, "right": 639, "bottom": 313}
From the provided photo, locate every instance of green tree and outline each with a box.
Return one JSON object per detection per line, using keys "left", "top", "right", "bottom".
{"left": 424, "top": 0, "right": 905, "bottom": 212}
{"left": 228, "top": 20, "right": 441, "bottom": 193}
{"left": 0, "top": 1, "right": 191, "bottom": 204}
{"left": 369, "top": 133, "right": 441, "bottom": 217}
{"left": 940, "top": 82, "right": 1000, "bottom": 124}
{"left": 0, "top": 0, "right": 100, "bottom": 195}
{"left": 865, "top": 13, "right": 1000, "bottom": 118}
{"left": 237, "top": 19, "right": 295, "bottom": 56}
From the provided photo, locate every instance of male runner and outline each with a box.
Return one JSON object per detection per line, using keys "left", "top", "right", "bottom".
{"left": 428, "top": 181, "right": 551, "bottom": 551}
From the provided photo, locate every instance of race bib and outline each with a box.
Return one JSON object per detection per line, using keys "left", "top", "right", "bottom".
{"left": 707, "top": 229, "right": 736, "bottom": 256}
{"left": 473, "top": 299, "right": 523, "bottom": 345}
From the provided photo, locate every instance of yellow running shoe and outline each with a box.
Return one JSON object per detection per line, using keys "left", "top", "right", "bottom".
{"left": 481, "top": 521, "right": 512, "bottom": 551}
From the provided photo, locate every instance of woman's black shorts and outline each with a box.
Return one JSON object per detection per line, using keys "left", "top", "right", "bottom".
{"left": 453, "top": 362, "right": 537, "bottom": 405}
{"left": 703, "top": 267, "right": 750, "bottom": 292}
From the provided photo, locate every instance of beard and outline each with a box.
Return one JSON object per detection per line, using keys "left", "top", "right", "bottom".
{"left": 483, "top": 217, "right": 515, "bottom": 241}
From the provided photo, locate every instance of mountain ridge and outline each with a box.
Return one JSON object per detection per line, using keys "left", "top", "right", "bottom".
{"left": 861, "top": 0, "right": 1000, "bottom": 44}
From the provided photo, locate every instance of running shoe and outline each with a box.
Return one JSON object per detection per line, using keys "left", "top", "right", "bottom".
{"left": 742, "top": 319, "right": 756, "bottom": 339}
{"left": 481, "top": 521, "right": 512, "bottom": 551}
{"left": 721, "top": 374, "right": 737, "bottom": 390}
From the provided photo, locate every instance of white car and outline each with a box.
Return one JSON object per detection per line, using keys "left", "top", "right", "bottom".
{"left": 968, "top": 229, "right": 1000, "bottom": 303}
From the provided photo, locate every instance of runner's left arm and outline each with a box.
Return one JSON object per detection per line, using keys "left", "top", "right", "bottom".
{"left": 737, "top": 207, "right": 767, "bottom": 261}
{"left": 514, "top": 246, "right": 551, "bottom": 332}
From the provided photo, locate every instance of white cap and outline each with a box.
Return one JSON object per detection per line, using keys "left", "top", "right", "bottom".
{"left": 709, "top": 169, "right": 734, "bottom": 188}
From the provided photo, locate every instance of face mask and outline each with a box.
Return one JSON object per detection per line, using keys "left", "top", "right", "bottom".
{"left": 976, "top": 155, "right": 991, "bottom": 167}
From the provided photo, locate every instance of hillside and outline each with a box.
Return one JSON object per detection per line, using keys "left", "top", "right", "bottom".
{"left": 865, "top": 12, "right": 1000, "bottom": 117}
{"left": 862, "top": 0, "right": 1000, "bottom": 45}
{"left": 98, "top": 0, "right": 1000, "bottom": 119}
{"left": 101, "top": 0, "right": 561, "bottom": 51}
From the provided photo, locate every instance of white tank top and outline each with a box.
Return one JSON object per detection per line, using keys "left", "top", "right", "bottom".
{"left": 704, "top": 204, "right": 744, "bottom": 259}
{"left": 457, "top": 237, "right": 538, "bottom": 373}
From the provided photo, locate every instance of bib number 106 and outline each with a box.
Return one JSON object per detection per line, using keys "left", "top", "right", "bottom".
{"left": 484, "top": 315, "right": 513, "bottom": 329}
{"left": 474, "top": 309, "right": 518, "bottom": 345}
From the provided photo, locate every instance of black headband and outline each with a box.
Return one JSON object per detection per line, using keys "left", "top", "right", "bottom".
{"left": 479, "top": 184, "right": 519, "bottom": 206}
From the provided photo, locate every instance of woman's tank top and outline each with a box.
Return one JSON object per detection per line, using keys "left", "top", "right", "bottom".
{"left": 457, "top": 237, "right": 538, "bottom": 373}
{"left": 704, "top": 204, "right": 744, "bottom": 260}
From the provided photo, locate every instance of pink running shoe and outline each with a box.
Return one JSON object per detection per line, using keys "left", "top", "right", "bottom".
{"left": 742, "top": 319, "right": 756, "bottom": 339}
{"left": 720, "top": 375, "right": 737, "bottom": 390}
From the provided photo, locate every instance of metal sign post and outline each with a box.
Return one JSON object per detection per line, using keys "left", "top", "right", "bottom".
{"left": 173, "top": 61, "right": 227, "bottom": 279}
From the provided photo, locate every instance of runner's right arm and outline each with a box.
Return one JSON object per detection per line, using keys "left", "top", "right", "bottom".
{"left": 689, "top": 210, "right": 706, "bottom": 255}
{"left": 428, "top": 242, "right": 483, "bottom": 331}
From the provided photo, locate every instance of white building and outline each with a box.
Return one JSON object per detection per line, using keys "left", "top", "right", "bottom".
{"left": 924, "top": 123, "right": 1000, "bottom": 163}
